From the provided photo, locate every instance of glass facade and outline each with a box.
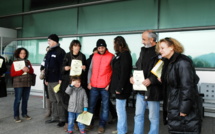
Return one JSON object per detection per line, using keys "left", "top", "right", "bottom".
{"left": 3, "top": 30, "right": 215, "bottom": 68}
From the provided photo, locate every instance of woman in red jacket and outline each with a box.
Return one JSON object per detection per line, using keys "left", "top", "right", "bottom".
{"left": 10, "top": 48, "right": 34, "bottom": 123}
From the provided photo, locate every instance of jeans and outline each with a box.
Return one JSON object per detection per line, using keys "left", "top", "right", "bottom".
{"left": 116, "top": 99, "right": 127, "bottom": 134}
{"left": 134, "top": 93, "right": 160, "bottom": 134}
{"left": 88, "top": 87, "right": 109, "bottom": 127}
{"left": 13, "top": 87, "right": 31, "bottom": 117}
{"left": 68, "top": 112, "right": 85, "bottom": 132}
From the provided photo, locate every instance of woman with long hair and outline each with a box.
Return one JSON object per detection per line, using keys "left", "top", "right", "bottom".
{"left": 109, "top": 36, "right": 132, "bottom": 134}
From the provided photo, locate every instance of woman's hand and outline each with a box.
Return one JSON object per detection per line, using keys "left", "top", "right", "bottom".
{"left": 65, "top": 66, "right": 71, "bottom": 71}
{"left": 22, "top": 66, "right": 29, "bottom": 72}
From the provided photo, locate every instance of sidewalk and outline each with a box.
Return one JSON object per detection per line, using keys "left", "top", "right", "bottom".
{"left": 0, "top": 94, "right": 214, "bottom": 134}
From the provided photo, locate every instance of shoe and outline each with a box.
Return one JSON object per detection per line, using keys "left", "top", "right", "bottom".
{"left": 97, "top": 127, "right": 105, "bottom": 134}
{"left": 45, "top": 119, "right": 59, "bottom": 123}
{"left": 67, "top": 131, "right": 73, "bottom": 134}
{"left": 22, "top": 115, "right": 32, "bottom": 120}
{"left": 108, "top": 118, "right": 117, "bottom": 124}
{"left": 57, "top": 121, "right": 65, "bottom": 127}
{"left": 14, "top": 116, "right": 21, "bottom": 123}
{"left": 85, "top": 125, "right": 94, "bottom": 131}
{"left": 74, "top": 123, "right": 79, "bottom": 130}
{"left": 80, "top": 130, "right": 86, "bottom": 134}
{"left": 64, "top": 123, "right": 68, "bottom": 132}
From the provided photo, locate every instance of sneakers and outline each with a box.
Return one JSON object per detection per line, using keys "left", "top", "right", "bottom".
{"left": 80, "top": 130, "right": 86, "bottom": 134}
{"left": 14, "top": 116, "right": 21, "bottom": 123}
{"left": 97, "top": 127, "right": 105, "bottom": 134}
{"left": 22, "top": 115, "right": 32, "bottom": 120}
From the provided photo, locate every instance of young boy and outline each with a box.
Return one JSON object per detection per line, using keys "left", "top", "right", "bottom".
{"left": 65, "top": 76, "right": 88, "bottom": 134}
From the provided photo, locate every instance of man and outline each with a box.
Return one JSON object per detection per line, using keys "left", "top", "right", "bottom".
{"left": 0, "top": 55, "right": 7, "bottom": 97}
{"left": 87, "top": 39, "right": 114, "bottom": 134}
{"left": 44, "top": 34, "right": 66, "bottom": 127}
{"left": 130, "top": 30, "right": 163, "bottom": 134}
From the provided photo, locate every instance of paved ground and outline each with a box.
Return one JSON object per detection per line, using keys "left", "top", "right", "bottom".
{"left": 0, "top": 94, "right": 214, "bottom": 134}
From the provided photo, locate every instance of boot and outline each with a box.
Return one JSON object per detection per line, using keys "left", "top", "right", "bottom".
{"left": 45, "top": 98, "right": 52, "bottom": 117}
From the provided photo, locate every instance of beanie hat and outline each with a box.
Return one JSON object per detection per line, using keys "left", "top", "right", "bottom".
{"left": 48, "top": 34, "right": 59, "bottom": 43}
{"left": 96, "top": 39, "right": 107, "bottom": 48}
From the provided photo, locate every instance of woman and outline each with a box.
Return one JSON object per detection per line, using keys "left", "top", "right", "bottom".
{"left": 109, "top": 36, "right": 132, "bottom": 134}
{"left": 60, "top": 40, "right": 87, "bottom": 131}
{"left": 157, "top": 37, "right": 202, "bottom": 134}
{"left": 10, "top": 47, "right": 34, "bottom": 123}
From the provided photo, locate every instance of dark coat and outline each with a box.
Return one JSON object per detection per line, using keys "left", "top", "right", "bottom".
{"left": 109, "top": 51, "right": 132, "bottom": 99}
{"left": 45, "top": 45, "right": 66, "bottom": 82}
{"left": 0, "top": 56, "right": 7, "bottom": 97}
{"left": 161, "top": 53, "right": 202, "bottom": 133}
{"left": 60, "top": 52, "right": 87, "bottom": 105}
{"left": 135, "top": 46, "right": 163, "bottom": 101}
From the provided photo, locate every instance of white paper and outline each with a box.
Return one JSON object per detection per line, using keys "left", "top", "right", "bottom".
{"left": 70, "top": 60, "right": 82, "bottom": 76}
{"left": 0, "top": 59, "right": 3, "bottom": 68}
{"left": 76, "top": 112, "right": 93, "bottom": 126}
{"left": 13, "top": 61, "right": 25, "bottom": 71}
{"left": 13, "top": 61, "right": 27, "bottom": 75}
{"left": 133, "top": 70, "right": 147, "bottom": 91}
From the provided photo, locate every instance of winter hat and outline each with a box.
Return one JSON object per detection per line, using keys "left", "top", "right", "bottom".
{"left": 96, "top": 39, "right": 107, "bottom": 48}
{"left": 48, "top": 34, "right": 59, "bottom": 43}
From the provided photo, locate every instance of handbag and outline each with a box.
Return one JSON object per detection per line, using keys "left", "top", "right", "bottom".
{"left": 30, "top": 73, "right": 37, "bottom": 86}
{"left": 39, "top": 70, "right": 45, "bottom": 80}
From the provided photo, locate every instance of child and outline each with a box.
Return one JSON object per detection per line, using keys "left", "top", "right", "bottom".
{"left": 65, "top": 76, "right": 88, "bottom": 134}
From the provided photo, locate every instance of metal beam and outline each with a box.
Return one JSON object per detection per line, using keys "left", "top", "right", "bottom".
{"left": 0, "top": 0, "right": 124, "bottom": 19}
{"left": 14, "top": 25, "right": 215, "bottom": 41}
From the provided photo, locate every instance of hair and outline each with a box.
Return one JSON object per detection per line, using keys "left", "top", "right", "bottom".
{"left": 14, "top": 47, "right": 29, "bottom": 59}
{"left": 70, "top": 76, "right": 81, "bottom": 83}
{"left": 114, "top": 36, "right": 130, "bottom": 53}
{"left": 144, "top": 30, "right": 157, "bottom": 42}
{"left": 93, "top": 47, "right": 97, "bottom": 52}
{"left": 69, "top": 40, "right": 82, "bottom": 51}
{"left": 156, "top": 37, "right": 184, "bottom": 53}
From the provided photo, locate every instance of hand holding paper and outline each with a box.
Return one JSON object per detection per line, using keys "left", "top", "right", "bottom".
{"left": 76, "top": 112, "right": 93, "bottom": 126}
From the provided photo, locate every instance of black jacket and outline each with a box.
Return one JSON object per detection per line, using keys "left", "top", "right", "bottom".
{"left": 135, "top": 46, "right": 163, "bottom": 101}
{"left": 45, "top": 45, "right": 66, "bottom": 82}
{"left": 0, "top": 56, "right": 7, "bottom": 76}
{"left": 161, "top": 53, "right": 202, "bottom": 133}
{"left": 109, "top": 51, "right": 132, "bottom": 99}
{"left": 60, "top": 52, "right": 87, "bottom": 105}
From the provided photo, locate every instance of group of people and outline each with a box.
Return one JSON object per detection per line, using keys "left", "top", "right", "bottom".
{"left": 3, "top": 30, "right": 202, "bottom": 134}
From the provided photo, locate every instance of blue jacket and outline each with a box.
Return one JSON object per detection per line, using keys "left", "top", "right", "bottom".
{"left": 45, "top": 45, "right": 65, "bottom": 82}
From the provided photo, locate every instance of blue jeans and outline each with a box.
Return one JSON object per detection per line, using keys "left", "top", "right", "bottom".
{"left": 116, "top": 99, "right": 127, "bottom": 134}
{"left": 88, "top": 87, "right": 109, "bottom": 127}
{"left": 68, "top": 112, "right": 85, "bottom": 132}
{"left": 13, "top": 87, "right": 31, "bottom": 117}
{"left": 134, "top": 93, "right": 160, "bottom": 134}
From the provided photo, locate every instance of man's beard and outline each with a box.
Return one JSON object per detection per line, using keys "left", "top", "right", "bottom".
{"left": 144, "top": 43, "right": 152, "bottom": 48}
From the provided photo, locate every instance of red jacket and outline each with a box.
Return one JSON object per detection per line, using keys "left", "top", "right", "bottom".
{"left": 10, "top": 60, "right": 34, "bottom": 77}
{"left": 90, "top": 50, "right": 114, "bottom": 88}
